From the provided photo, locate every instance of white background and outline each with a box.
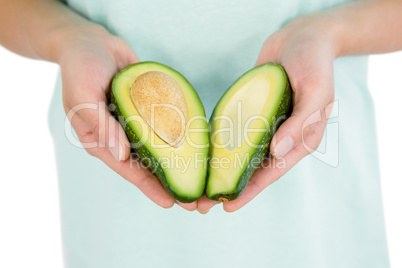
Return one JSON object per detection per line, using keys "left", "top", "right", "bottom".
{"left": 0, "top": 46, "right": 401, "bottom": 268}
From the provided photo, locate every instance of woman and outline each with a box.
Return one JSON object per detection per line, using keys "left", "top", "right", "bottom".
{"left": 1, "top": 0, "right": 399, "bottom": 267}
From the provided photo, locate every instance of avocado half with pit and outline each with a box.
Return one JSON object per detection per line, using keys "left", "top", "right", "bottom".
{"left": 206, "top": 63, "right": 292, "bottom": 202}
{"left": 110, "top": 62, "right": 209, "bottom": 203}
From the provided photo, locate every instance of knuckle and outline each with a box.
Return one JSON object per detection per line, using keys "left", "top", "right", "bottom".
{"left": 266, "top": 32, "right": 285, "bottom": 46}
{"left": 109, "top": 36, "right": 130, "bottom": 51}
{"left": 302, "top": 121, "right": 326, "bottom": 150}
{"left": 327, "top": 93, "right": 335, "bottom": 105}
{"left": 91, "top": 120, "right": 103, "bottom": 139}
{"left": 114, "top": 161, "right": 126, "bottom": 177}
{"left": 84, "top": 147, "right": 98, "bottom": 157}
{"left": 293, "top": 144, "right": 310, "bottom": 158}
{"left": 111, "top": 36, "right": 126, "bottom": 45}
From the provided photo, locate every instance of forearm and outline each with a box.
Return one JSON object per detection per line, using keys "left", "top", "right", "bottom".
{"left": 317, "top": 0, "right": 402, "bottom": 57}
{"left": 0, "top": 0, "right": 109, "bottom": 62}
{"left": 287, "top": 0, "right": 402, "bottom": 58}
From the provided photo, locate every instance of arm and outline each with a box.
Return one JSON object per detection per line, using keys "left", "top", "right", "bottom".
{"left": 0, "top": 0, "right": 103, "bottom": 62}
{"left": 332, "top": 0, "right": 402, "bottom": 56}
{"left": 214, "top": 0, "right": 402, "bottom": 212}
{"left": 0, "top": 0, "right": 183, "bottom": 209}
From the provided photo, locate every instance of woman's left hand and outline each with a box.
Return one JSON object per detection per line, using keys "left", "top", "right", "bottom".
{"left": 197, "top": 14, "right": 338, "bottom": 213}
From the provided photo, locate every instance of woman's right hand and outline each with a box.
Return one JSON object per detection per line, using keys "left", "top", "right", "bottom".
{"left": 59, "top": 26, "right": 181, "bottom": 209}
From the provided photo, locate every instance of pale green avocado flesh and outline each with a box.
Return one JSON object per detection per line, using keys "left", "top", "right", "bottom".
{"left": 206, "top": 63, "right": 292, "bottom": 202}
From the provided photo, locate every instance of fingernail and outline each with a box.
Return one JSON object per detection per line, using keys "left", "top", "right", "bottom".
{"left": 118, "top": 143, "right": 123, "bottom": 161}
{"left": 197, "top": 209, "right": 210, "bottom": 214}
{"left": 274, "top": 135, "right": 294, "bottom": 158}
{"left": 109, "top": 138, "right": 122, "bottom": 162}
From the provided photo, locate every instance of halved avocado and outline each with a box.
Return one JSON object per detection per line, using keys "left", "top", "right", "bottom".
{"left": 110, "top": 62, "right": 209, "bottom": 203}
{"left": 206, "top": 63, "right": 292, "bottom": 202}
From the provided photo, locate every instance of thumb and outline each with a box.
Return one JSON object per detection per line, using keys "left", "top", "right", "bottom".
{"left": 255, "top": 33, "right": 283, "bottom": 67}
{"left": 270, "top": 83, "right": 334, "bottom": 159}
{"left": 73, "top": 100, "right": 131, "bottom": 162}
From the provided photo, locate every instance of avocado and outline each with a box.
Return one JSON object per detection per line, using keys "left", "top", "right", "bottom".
{"left": 110, "top": 62, "right": 209, "bottom": 203}
{"left": 206, "top": 63, "right": 292, "bottom": 202}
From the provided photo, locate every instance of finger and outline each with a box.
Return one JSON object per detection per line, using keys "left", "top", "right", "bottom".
{"left": 70, "top": 116, "right": 175, "bottom": 207}
{"left": 111, "top": 37, "right": 140, "bottom": 70}
{"left": 119, "top": 154, "right": 175, "bottom": 208}
{"left": 223, "top": 124, "right": 325, "bottom": 212}
{"left": 270, "top": 75, "right": 334, "bottom": 159}
{"left": 67, "top": 100, "right": 131, "bottom": 162}
{"left": 175, "top": 201, "right": 197, "bottom": 211}
{"left": 67, "top": 112, "right": 175, "bottom": 208}
{"left": 196, "top": 195, "right": 219, "bottom": 214}
{"left": 255, "top": 33, "right": 284, "bottom": 66}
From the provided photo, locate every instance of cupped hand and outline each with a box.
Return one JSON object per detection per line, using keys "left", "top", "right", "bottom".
{"left": 204, "top": 15, "right": 337, "bottom": 212}
{"left": 59, "top": 27, "right": 181, "bottom": 209}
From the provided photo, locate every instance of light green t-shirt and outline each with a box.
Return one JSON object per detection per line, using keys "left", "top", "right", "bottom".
{"left": 49, "top": 1, "right": 389, "bottom": 267}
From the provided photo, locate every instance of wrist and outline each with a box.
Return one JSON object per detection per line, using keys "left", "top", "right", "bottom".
{"left": 34, "top": 22, "right": 113, "bottom": 63}
{"left": 314, "top": 13, "right": 349, "bottom": 58}
{"left": 288, "top": 13, "right": 344, "bottom": 59}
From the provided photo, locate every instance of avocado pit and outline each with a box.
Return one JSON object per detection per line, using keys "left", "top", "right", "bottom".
{"left": 130, "top": 71, "right": 188, "bottom": 148}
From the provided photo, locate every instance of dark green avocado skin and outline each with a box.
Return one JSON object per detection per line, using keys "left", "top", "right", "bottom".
{"left": 207, "top": 64, "right": 292, "bottom": 202}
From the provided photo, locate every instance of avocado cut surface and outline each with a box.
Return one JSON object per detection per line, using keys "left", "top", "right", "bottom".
{"left": 110, "top": 62, "right": 209, "bottom": 203}
{"left": 206, "top": 63, "right": 292, "bottom": 202}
